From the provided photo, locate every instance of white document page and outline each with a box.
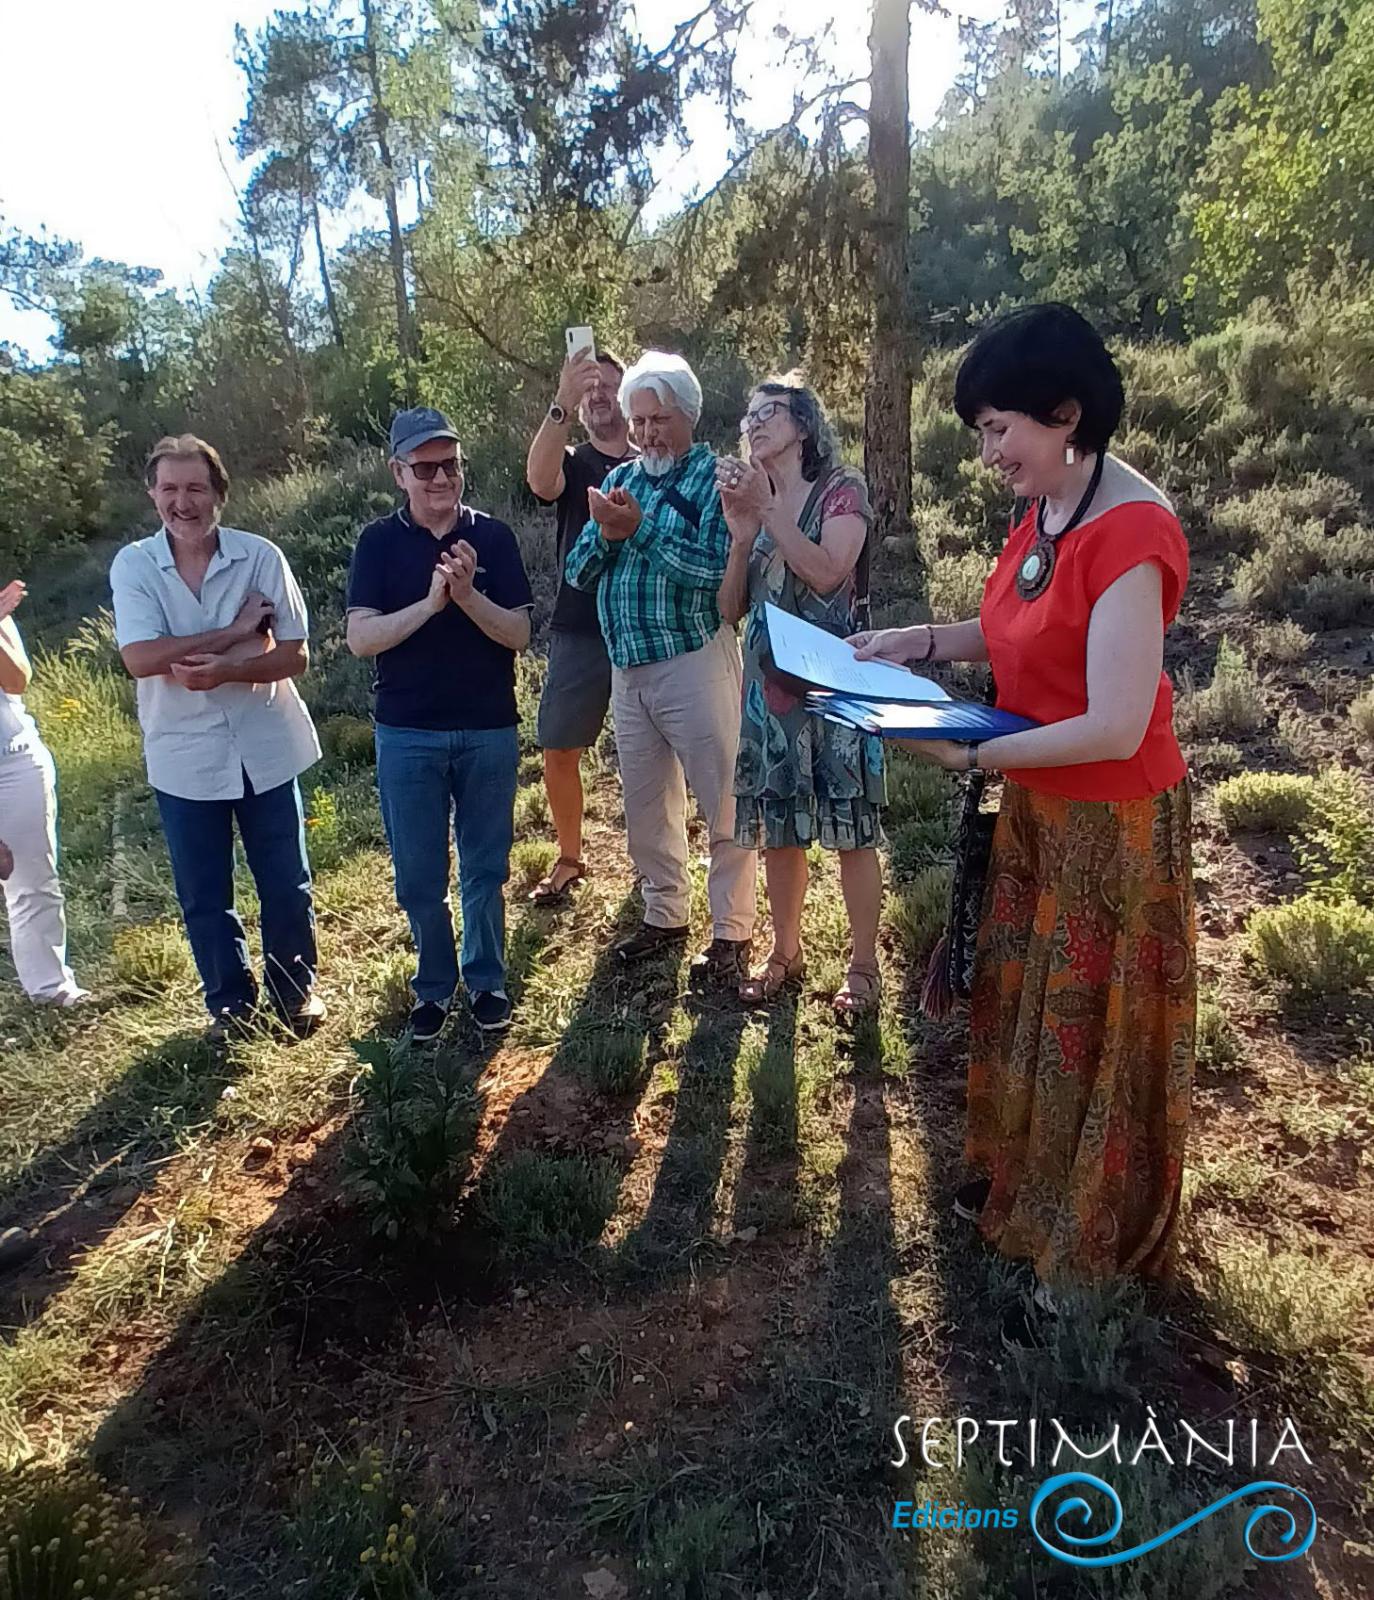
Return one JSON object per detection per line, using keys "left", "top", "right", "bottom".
{"left": 765, "top": 603, "right": 949, "bottom": 703}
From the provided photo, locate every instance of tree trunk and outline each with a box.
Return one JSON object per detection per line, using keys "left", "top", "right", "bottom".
{"left": 863, "top": 0, "right": 914, "bottom": 564}
{"left": 361, "top": 0, "right": 419, "bottom": 386}
{"left": 313, "top": 199, "right": 346, "bottom": 350}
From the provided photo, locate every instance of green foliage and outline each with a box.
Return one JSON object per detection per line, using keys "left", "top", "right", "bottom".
{"left": 1213, "top": 771, "right": 1316, "bottom": 832}
{"left": 1205, "top": 1238, "right": 1374, "bottom": 1358}
{"left": 343, "top": 1040, "right": 478, "bottom": 1242}
{"left": 0, "top": 369, "right": 112, "bottom": 571}
{"left": 561, "top": 1026, "right": 649, "bottom": 1097}
{"left": 1298, "top": 767, "right": 1374, "bottom": 905}
{"left": 476, "top": 1150, "right": 619, "bottom": 1256}
{"left": 1248, "top": 894, "right": 1374, "bottom": 993}
{"left": 1196, "top": 990, "right": 1243, "bottom": 1071}
{"left": 1350, "top": 686, "right": 1374, "bottom": 743}
{"left": 1191, "top": 0, "right": 1374, "bottom": 314}
{"left": 638, "top": 1499, "right": 749, "bottom": 1600}
{"left": 1175, "top": 638, "right": 1266, "bottom": 738}
{"left": 281, "top": 1438, "right": 461, "bottom": 1598}
{"left": 0, "top": 1463, "right": 188, "bottom": 1599}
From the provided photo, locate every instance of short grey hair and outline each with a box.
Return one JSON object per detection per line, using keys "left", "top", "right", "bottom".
{"left": 618, "top": 351, "right": 703, "bottom": 426}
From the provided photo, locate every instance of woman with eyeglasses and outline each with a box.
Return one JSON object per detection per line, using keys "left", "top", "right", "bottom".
{"left": 716, "top": 374, "right": 885, "bottom": 1016}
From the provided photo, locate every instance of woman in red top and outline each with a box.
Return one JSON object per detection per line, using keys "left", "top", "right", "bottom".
{"left": 852, "top": 304, "right": 1195, "bottom": 1340}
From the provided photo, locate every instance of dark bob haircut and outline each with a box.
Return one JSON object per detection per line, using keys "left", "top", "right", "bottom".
{"left": 953, "top": 303, "right": 1124, "bottom": 456}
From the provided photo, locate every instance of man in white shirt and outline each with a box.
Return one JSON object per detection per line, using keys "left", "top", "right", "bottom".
{"left": 110, "top": 434, "right": 324, "bottom": 1040}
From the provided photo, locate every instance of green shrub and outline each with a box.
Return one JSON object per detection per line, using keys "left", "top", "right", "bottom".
{"left": 1213, "top": 772, "right": 1316, "bottom": 833}
{"left": 1196, "top": 991, "right": 1243, "bottom": 1071}
{"left": 1184, "top": 739, "right": 1244, "bottom": 774}
{"left": 513, "top": 782, "right": 550, "bottom": 835}
{"left": 319, "top": 714, "right": 377, "bottom": 765}
{"left": 0, "top": 1465, "right": 189, "bottom": 1597}
{"left": 638, "top": 1499, "right": 749, "bottom": 1600}
{"left": 1175, "top": 639, "right": 1265, "bottom": 739}
{"left": 1205, "top": 1238, "right": 1374, "bottom": 1359}
{"left": 1300, "top": 768, "right": 1374, "bottom": 905}
{"left": 926, "top": 550, "right": 990, "bottom": 623}
{"left": 561, "top": 1025, "right": 649, "bottom": 1096}
{"left": 888, "top": 866, "right": 952, "bottom": 959}
{"left": 1296, "top": 571, "right": 1374, "bottom": 629}
{"left": 1209, "top": 474, "right": 1361, "bottom": 553}
{"left": 111, "top": 921, "right": 196, "bottom": 995}
{"left": 1248, "top": 895, "right": 1374, "bottom": 994}
{"left": 510, "top": 839, "right": 557, "bottom": 893}
{"left": 1230, "top": 522, "right": 1328, "bottom": 612}
{"left": 476, "top": 1150, "right": 619, "bottom": 1255}
{"left": 343, "top": 1041, "right": 478, "bottom": 1241}
{"left": 1350, "top": 687, "right": 1374, "bottom": 743}
{"left": 0, "top": 370, "right": 113, "bottom": 571}
{"left": 1252, "top": 619, "right": 1312, "bottom": 664}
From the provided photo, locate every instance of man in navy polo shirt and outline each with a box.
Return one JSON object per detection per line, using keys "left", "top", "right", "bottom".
{"left": 347, "top": 408, "right": 533, "bottom": 1038}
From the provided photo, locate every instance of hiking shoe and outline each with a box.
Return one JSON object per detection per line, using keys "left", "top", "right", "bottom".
{"left": 953, "top": 1177, "right": 992, "bottom": 1222}
{"left": 408, "top": 1000, "right": 449, "bottom": 1042}
{"left": 614, "top": 922, "right": 690, "bottom": 965}
{"left": 281, "top": 991, "right": 328, "bottom": 1039}
{"left": 691, "top": 937, "right": 752, "bottom": 987}
{"left": 470, "top": 990, "right": 513, "bottom": 1033}
{"left": 207, "top": 1007, "right": 255, "bottom": 1045}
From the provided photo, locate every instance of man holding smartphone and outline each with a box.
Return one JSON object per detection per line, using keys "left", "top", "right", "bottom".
{"left": 524, "top": 337, "right": 636, "bottom": 906}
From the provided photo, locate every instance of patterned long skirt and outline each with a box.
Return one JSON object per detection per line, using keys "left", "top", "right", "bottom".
{"left": 966, "top": 779, "right": 1196, "bottom": 1282}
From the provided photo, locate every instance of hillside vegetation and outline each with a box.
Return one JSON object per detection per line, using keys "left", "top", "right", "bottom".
{"left": 1, "top": 302, "right": 1371, "bottom": 1596}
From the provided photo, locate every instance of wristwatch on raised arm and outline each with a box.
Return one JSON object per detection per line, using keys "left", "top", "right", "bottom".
{"left": 547, "top": 401, "right": 569, "bottom": 425}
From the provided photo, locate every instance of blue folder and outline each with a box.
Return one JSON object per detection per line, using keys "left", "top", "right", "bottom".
{"left": 808, "top": 692, "right": 1038, "bottom": 741}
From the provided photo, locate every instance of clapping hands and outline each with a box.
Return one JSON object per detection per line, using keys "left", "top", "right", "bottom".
{"left": 437, "top": 540, "right": 479, "bottom": 604}
{"left": 587, "top": 485, "right": 642, "bottom": 542}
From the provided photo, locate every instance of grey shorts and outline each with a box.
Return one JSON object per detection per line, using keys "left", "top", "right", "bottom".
{"left": 537, "top": 628, "right": 613, "bottom": 750}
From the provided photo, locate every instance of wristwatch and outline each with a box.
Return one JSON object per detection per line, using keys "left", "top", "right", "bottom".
{"left": 548, "top": 401, "right": 569, "bottom": 425}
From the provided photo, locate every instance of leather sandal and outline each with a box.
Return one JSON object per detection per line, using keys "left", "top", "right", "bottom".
{"left": 739, "top": 949, "right": 805, "bottom": 1005}
{"left": 529, "top": 856, "right": 587, "bottom": 905}
{"left": 832, "top": 960, "right": 881, "bottom": 1020}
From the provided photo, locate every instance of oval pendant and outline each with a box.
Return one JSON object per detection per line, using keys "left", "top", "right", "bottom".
{"left": 1019, "top": 552, "right": 1043, "bottom": 586}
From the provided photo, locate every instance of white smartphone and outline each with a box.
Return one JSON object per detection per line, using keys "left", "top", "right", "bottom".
{"left": 565, "top": 325, "right": 595, "bottom": 362}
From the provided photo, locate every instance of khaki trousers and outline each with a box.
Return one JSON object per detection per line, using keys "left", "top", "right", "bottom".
{"left": 611, "top": 627, "right": 756, "bottom": 941}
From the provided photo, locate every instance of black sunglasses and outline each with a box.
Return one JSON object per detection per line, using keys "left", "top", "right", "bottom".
{"left": 407, "top": 457, "right": 463, "bottom": 482}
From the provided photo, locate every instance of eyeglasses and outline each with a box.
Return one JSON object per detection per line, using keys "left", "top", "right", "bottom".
{"left": 407, "top": 457, "right": 463, "bottom": 481}
{"left": 741, "top": 399, "right": 793, "bottom": 430}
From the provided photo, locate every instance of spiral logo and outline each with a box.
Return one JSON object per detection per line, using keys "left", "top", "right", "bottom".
{"left": 1029, "top": 1472, "right": 1317, "bottom": 1568}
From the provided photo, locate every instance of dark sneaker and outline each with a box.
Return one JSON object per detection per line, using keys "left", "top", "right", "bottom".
{"left": 281, "top": 991, "right": 328, "bottom": 1039}
{"left": 1001, "top": 1285, "right": 1058, "bottom": 1353}
{"left": 0, "top": 1227, "right": 37, "bottom": 1277}
{"left": 691, "top": 937, "right": 752, "bottom": 987}
{"left": 953, "top": 1177, "right": 992, "bottom": 1222}
{"left": 470, "top": 990, "right": 513, "bottom": 1034}
{"left": 614, "top": 922, "right": 690, "bottom": 965}
{"left": 408, "top": 1000, "right": 449, "bottom": 1042}
{"left": 207, "top": 1007, "right": 255, "bottom": 1045}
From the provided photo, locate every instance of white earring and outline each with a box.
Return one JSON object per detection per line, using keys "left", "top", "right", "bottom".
{"left": 1065, "top": 445, "right": 1076, "bottom": 465}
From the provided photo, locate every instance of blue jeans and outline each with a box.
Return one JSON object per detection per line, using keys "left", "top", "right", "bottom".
{"left": 155, "top": 774, "right": 317, "bottom": 1017}
{"left": 374, "top": 723, "right": 518, "bottom": 1001}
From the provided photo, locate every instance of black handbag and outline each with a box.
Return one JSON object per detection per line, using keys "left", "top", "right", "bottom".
{"left": 921, "top": 767, "right": 997, "bottom": 1018}
{"left": 920, "top": 498, "right": 1025, "bottom": 1019}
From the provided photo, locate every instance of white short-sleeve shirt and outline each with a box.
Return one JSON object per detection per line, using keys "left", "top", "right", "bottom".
{"left": 110, "top": 526, "right": 321, "bottom": 802}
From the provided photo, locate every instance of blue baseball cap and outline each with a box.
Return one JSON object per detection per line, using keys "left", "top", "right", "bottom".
{"left": 389, "top": 406, "right": 460, "bottom": 459}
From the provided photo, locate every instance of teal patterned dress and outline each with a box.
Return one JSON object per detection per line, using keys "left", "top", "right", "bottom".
{"left": 733, "top": 465, "right": 886, "bottom": 851}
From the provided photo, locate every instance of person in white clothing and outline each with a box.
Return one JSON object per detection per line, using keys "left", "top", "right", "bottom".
{"left": 0, "top": 577, "right": 88, "bottom": 1006}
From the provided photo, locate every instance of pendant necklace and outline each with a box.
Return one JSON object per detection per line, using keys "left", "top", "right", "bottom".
{"left": 1015, "top": 453, "right": 1106, "bottom": 601}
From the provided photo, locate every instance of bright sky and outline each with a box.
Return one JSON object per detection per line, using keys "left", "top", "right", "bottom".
{"left": 0, "top": 0, "right": 1015, "bottom": 357}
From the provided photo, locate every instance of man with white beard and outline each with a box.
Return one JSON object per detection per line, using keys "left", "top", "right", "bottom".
{"left": 564, "top": 351, "right": 756, "bottom": 982}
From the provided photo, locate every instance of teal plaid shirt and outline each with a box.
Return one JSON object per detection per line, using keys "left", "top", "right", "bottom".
{"left": 564, "top": 443, "right": 730, "bottom": 668}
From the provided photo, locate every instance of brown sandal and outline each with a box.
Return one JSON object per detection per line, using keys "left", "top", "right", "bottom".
{"left": 739, "top": 949, "right": 806, "bottom": 1005}
{"left": 529, "top": 856, "right": 587, "bottom": 905}
{"left": 832, "top": 960, "right": 881, "bottom": 1020}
